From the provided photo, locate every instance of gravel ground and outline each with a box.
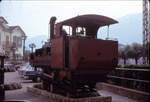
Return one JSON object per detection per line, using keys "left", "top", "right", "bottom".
{"left": 4, "top": 71, "right": 139, "bottom": 102}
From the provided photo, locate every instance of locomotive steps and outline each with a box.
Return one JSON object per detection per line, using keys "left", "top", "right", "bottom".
{"left": 27, "top": 86, "right": 112, "bottom": 102}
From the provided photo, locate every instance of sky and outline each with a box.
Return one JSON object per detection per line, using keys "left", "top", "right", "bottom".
{"left": 0, "top": 0, "right": 143, "bottom": 42}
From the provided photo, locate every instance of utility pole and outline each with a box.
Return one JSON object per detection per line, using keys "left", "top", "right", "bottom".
{"left": 143, "top": 0, "right": 150, "bottom": 64}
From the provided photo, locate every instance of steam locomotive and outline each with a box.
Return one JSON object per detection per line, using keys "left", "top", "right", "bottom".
{"left": 30, "top": 14, "right": 118, "bottom": 97}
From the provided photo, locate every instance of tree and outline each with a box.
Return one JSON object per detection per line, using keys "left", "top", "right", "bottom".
{"left": 130, "top": 43, "right": 143, "bottom": 64}
{"left": 118, "top": 44, "right": 133, "bottom": 64}
{"left": 118, "top": 46, "right": 129, "bottom": 64}
{"left": 29, "top": 43, "right": 36, "bottom": 53}
{"left": 118, "top": 43, "right": 143, "bottom": 65}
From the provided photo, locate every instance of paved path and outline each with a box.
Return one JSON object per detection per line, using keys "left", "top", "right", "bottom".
{"left": 99, "top": 90, "right": 138, "bottom": 102}
{"left": 5, "top": 71, "right": 54, "bottom": 102}
{"left": 5, "top": 71, "right": 21, "bottom": 84}
{"left": 5, "top": 71, "right": 139, "bottom": 102}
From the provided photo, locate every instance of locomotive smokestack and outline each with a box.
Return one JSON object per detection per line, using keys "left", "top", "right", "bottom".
{"left": 49, "top": 16, "right": 56, "bottom": 39}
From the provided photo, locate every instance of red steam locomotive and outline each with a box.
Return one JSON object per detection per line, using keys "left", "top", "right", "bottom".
{"left": 30, "top": 14, "right": 118, "bottom": 97}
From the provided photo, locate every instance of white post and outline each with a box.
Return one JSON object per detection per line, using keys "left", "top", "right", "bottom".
{"left": 107, "top": 25, "right": 110, "bottom": 40}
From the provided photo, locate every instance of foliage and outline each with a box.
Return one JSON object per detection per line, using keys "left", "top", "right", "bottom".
{"left": 117, "top": 64, "right": 150, "bottom": 68}
{"left": 33, "top": 83, "right": 43, "bottom": 89}
{"left": 118, "top": 45, "right": 131, "bottom": 64}
{"left": 4, "top": 68, "right": 16, "bottom": 72}
{"left": 118, "top": 43, "right": 143, "bottom": 64}
{"left": 4, "top": 82, "right": 22, "bottom": 90}
{"left": 129, "top": 43, "right": 143, "bottom": 64}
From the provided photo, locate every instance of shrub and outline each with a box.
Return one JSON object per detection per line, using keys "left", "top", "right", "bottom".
{"left": 33, "top": 83, "right": 42, "bottom": 89}
{"left": 4, "top": 68, "right": 16, "bottom": 72}
{"left": 117, "top": 64, "right": 150, "bottom": 69}
{"left": 4, "top": 83, "right": 22, "bottom": 90}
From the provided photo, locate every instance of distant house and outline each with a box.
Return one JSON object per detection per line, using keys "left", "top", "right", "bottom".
{"left": 0, "top": 17, "right": 26, "bottom": 61}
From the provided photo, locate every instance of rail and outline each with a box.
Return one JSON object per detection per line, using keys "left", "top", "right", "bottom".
{"left": 107, "top": 75, "right": 150, "bottom": 83}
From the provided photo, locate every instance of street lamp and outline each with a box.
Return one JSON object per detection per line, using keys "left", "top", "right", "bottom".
{"left": 29, "top": 43, "right": 36, "bottom": 53}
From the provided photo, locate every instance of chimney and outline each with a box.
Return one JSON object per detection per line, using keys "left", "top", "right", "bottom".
{"left": 49, "top": 17, "right": 56, "bottom": 39}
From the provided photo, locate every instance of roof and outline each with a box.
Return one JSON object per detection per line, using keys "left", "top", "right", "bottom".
{"left": 58, "top": 14, "right": 118, "bottom": 27}
{"left": 0, "top": 17, "right": 8, "bottom": 24}
{"left": 9, "top": 26, "right": 18, "bottom": 31}
{"left": 10, "top": 26, "right": 26, "bottom": 37}
{"left": 0, "top": 23, "right": 10, "bottom": 32}
{"left": 0, "top": 24, "right": 26, "bottom": 37}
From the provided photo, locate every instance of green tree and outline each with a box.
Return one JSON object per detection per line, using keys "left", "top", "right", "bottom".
{"left": 119, "top": 43, "right": 143, "bottom": 65}
{"left": 119, "top": 45, "right": 132, "bottom": 64}
{"left": 119, "top": 47, "right": 127, "bottom": 64}
{"left": 130, "top": 43, "right": 143, "bottom": 64}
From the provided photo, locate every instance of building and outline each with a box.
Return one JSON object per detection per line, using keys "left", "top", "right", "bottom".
{"left": 0, "top": 17, "right": 26, "bottom": 62}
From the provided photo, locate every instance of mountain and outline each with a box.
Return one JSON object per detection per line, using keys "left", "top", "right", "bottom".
{"left": 98, "top": 13, "right": 142, "bottom": 45}
{"left": 26, "top": 13, "right": 143, "bottom": 49}
{"left": 25, "top": 35, "right": 48, "bottom": 50}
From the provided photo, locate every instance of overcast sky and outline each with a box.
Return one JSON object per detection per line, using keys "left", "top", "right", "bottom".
{"left": 0, "top": 0, "right": 142, "bottom": 39}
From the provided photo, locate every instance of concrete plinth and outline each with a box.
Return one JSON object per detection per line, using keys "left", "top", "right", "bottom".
{"left": 27, "top": 87, "right": 112, "bottom": 102}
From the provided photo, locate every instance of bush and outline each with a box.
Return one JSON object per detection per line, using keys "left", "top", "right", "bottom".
{"left": 4, "top": 68, "right": 16, "bottom": 72}
{"left": 107, "top": 79, "right": 115, "bottom": 84}
{"left": 4, "top": 83, "right": 22, "bottom": 90}
{"left": 33, "top": 83, "right": 42, "bottom": 89}
{"left": 117, "top": 64, "right": 150, "bottom": 69}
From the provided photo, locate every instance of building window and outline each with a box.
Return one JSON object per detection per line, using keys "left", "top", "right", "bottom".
{"left": 13, "top": 36, "right": 17, "bottom": 47}
{"left": 17, "top": 37, "right": 22, "bottom": 48}
{"left": 13, "top": 36, "right": 22, "bottom": 48}
{"left": 6, "top": 35, "right": 9, "bottom": 44}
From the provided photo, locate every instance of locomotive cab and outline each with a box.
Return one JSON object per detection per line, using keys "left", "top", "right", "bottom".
{"left": 50, "top": 15, "right": 118, "bottom": 83}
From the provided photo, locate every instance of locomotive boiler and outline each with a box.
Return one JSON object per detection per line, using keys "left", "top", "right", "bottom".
{"left": 30, "top": 14, "right": 118, "bottom": 97}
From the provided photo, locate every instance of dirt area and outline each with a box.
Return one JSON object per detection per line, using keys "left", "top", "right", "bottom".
{"left": 4, "top": 71, "right": 139, "bottom": 102}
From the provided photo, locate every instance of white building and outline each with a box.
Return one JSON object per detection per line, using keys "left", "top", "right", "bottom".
{"left": 0, "top": 17, "right": 26, "bottom": 61}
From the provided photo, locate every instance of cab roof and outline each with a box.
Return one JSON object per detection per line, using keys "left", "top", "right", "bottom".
{"left": 57, "top": 14, "right": 118, "bottom": 27}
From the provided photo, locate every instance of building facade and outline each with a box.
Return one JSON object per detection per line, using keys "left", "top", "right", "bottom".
{"left": 0, "top": 17, "right": 26, "bottom": 61}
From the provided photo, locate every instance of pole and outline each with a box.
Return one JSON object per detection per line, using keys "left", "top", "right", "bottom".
{"left": 106, "top": 25, "right": 110, "bottom": 40}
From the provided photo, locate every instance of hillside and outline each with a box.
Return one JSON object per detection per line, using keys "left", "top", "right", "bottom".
{"left": 98, "top": 13, "right": 142, "bottom": 45}
{"left": 25, "top": 35, "right": 48, "bottom": 50}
